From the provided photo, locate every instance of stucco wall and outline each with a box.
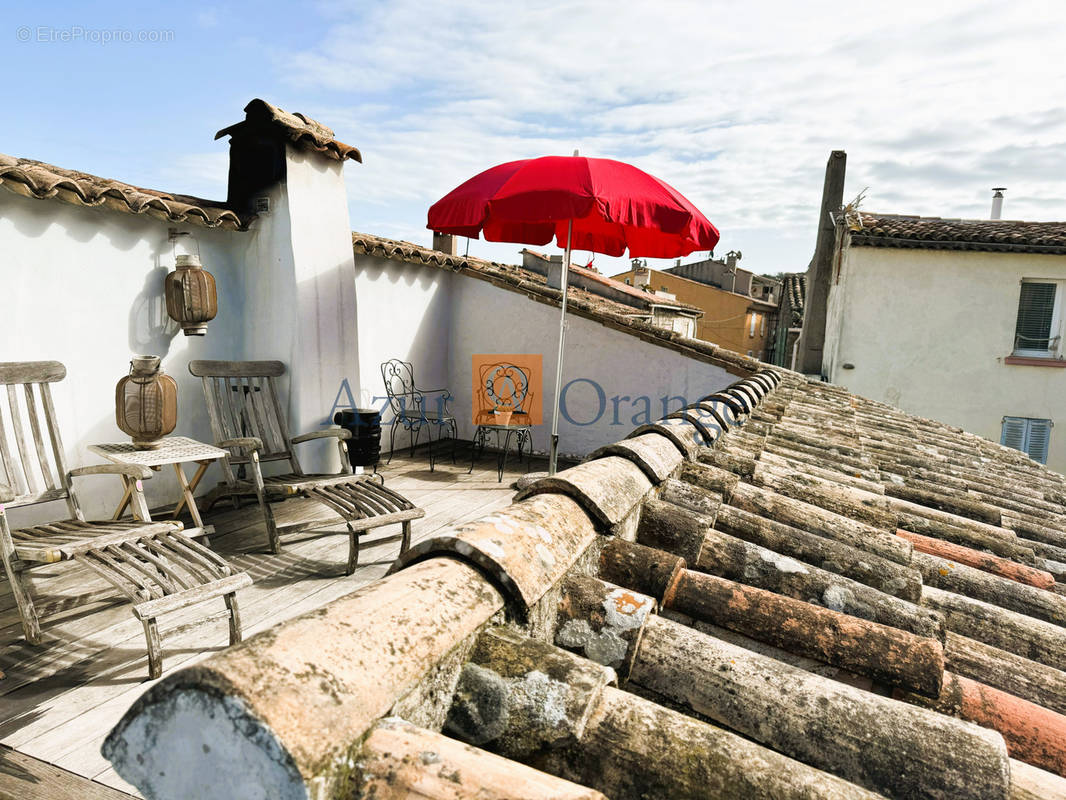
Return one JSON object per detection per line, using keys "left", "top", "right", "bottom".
{"left": 823, "top": 243, "right": 1066, "bottom": 473}
{"left": 349, "top": 254, "right": 737, "bottom": 460}
{"left": 446, "top": 275, "right": 735, "bottom": 458}
{"left": 350, "top": 253, "right": 454, "bottom": 454}
{"left": 0, "top": 189, "right": 253, "bottom": 522}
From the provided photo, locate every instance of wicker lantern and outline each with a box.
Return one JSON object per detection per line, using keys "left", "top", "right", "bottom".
{"left": 116, "top": 356, "right": 178, "bottom": 449}
{"left": 165, "top": 254, "right": 217, "bottom": 336}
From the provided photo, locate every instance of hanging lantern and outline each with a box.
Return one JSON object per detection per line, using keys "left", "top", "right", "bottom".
{"left": 116, "top": 356, "right": 178, "bottom": 449}
{"left": 165, "top": 254, "right": 217, "bottom": 336}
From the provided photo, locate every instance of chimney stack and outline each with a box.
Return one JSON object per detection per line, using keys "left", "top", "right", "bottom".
{"left": 432, "top": 232, "right": 459, "bottom": 256}
{"left": 990, "top": 188, "right": 1006, "bottom": 220}
{"left": 795, "top": 150, "right": 847, "bottom": 375}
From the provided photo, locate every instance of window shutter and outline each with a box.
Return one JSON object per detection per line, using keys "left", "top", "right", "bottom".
{"left": 1027, "top": 419, "right": 1052, "bottom": 464}
{"left": 1014, "top": 282, "right": 1057, "bottom": 351}
{"left": 1001, "top": 417, "right": 1027, "bottom": 452}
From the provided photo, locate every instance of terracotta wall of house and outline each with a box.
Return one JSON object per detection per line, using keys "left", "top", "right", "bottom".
{"left": 613, "top": 267, "right": 774, "bottom": 358}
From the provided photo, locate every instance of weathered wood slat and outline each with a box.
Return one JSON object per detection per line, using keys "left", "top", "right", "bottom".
{"left": 188, "top": 359, "right": 285, "bottom": 378}
{"left": 0, "top": 744, "right": 136, "bottom": 800}
{"left": 7, "top": 384, "right": 39, "bottom": 496}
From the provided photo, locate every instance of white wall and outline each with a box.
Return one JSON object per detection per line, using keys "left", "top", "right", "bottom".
{"left": 0, "top": 189, "right": 253, "bottom": 522}
{"left": 447, "top": 277, "right": 736, "bottom": 457}
{"left": 245, "top": 145, "right": 361, "bottom": 474}
{"left": 350, "top": 253, "right": 453, "bottom": 454}
{"left": 349, "top": 251, "right": 736, "bottom": 459}
{"left": 823, "top": 242, "right": 1066, "bottom": 473}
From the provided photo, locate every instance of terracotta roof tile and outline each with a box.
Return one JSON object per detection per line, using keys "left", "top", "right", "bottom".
{"left": 850, "top": 213, "right": 1066, "bottom": 254}
{"left": 782, "top": 272, "right": 806, "bottom": 326}
{"left": 108, "top": 366, "right": 1066, "bottom": 799}
{"left": 0, "top": 153, "right": 249, "bottom": 231}
{"left": 215, "top": 98, "right": 362, "bottom": 163}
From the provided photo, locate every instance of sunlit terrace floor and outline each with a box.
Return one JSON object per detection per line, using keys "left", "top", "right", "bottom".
{"left": 0, "top": 447, "right": 545, "bottom": 798}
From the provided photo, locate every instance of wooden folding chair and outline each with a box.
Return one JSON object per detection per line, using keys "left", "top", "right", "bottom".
{"left": 189, "top": 360, "right": 425, "bottom": 573}
{"left": 0, "top": 361, "right": 251, "bottom": 678}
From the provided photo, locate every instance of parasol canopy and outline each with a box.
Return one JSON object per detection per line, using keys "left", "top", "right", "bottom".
{"left": 427, "top": 155, "right": 720, "bottom": 258}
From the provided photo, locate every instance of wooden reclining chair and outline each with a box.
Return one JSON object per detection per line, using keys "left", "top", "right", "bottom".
{"left": 189, "top": 360, "right": 425, "bottom": 573}
{"left": 0, "top": 361, "right": 251, "bottom": 679}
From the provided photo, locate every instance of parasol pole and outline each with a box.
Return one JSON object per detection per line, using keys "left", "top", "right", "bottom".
{"left": 548, "top": 217, "right": 573, "bottom": 475}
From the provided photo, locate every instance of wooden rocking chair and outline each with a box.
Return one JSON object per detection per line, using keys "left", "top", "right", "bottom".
{"left": 0, "top": 361, "right": 251, "bottom": 679}
{"left": 189, "top": 360, "right": 425, "bottom": 573}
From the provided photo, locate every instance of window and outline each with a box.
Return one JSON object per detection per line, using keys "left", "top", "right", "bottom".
{"left": 749, "top": 313, "right": 757, "bottom": 338}
{"left": 624, "top": 278, "right": 631, "bottom": 285}
{"left": 1001, "top": 416, "right": 1052, "bottom": 464}
{"left": 1013, "top": 281, "right": 1061, "bottom": 357}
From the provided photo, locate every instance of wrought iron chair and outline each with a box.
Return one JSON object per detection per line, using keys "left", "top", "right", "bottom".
{"left": 380, "top": 359, "right": 457, "bottom": 469}
{"left": 470, "top": 362, "right": 534, "bottom": 481}
{"left": 0, "top": 361, "right": 250, "bottom": 679}
{"left": 473, "top": 362, "right": 535, "bottom": 427}
{"left": 189, "top": 360, "right": 425, "bottom": 573}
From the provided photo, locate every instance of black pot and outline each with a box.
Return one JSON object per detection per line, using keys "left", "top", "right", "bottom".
{"left": 334, "top": 408, "right": 382, "bottom": 469}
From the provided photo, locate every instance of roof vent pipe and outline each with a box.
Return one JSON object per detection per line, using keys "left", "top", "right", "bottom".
{"left": 991, "top": 187, "right": 1006, "bottom": 220}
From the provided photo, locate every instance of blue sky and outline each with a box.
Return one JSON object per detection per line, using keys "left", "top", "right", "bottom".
{"left": 5, "top": 0, "right": 1066, "bottom": 277}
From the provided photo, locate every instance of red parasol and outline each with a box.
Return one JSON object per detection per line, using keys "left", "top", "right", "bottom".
{"left": 428, "top": 154, "right": 720, "bottom": 473}
{"left": 427, "top": 155, "right": 719, "bottom": 258}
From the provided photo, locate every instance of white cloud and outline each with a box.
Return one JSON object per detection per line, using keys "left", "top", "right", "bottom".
{"left": 283, "top": 0, "right": 1066, "bottom": 273}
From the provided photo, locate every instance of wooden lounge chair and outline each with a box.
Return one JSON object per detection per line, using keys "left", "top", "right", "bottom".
{"left": 189, "top": 360, "right": 425, "bottom": 573}
{"left": 0, "top": 361, "right": 251, "bottom": 679}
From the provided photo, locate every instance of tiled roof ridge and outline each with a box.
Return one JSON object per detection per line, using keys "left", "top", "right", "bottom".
{"left": 850, "top": 212, "right": 1066, "bottom": 253}
{"left": 214, "top": 98, "right": 362, "bottom": 163}
{"left": 0, "top": 153, "right": 250, "bottom": 231}
{"left": 105, "top": 367, "right": 1066, "bottom": 800}
{"left": 353, "top": 230, "right": 760, "bottom": 377}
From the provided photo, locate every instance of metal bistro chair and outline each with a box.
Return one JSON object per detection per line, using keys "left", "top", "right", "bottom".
{"left": 0, "top": 361, "right": 250, "bottom": 679}
{"left": 470, "top": 362, "right": 534, "bottom": 482}
{"left": 381, "top": 359, "right": 457, "bottom": 470}
{"left": 189, "top": 360, "right": 424, "bottom": 574}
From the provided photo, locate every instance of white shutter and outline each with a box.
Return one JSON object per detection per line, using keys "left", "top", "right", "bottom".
{"left": 1001, "top": 417, "right": 1027, "bottom": 452}
{"left": 1027, "top": 419, "right": 1052, "bottom": 464}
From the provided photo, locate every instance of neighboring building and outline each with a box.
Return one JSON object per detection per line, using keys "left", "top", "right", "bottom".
{"left": 816, "top": 211, "right": 1066, "bottom": 472}
{"left": 520, "top": 249, "right": 702, "bottom": 337}
{"left": 611, "top": 256, "right": 779, "bottom": 359}
{"left": 769, "top": 272, "right": 806, "bottom": 368}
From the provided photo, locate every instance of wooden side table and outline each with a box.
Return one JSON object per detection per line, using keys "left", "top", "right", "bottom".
{"left": 89, "top": 436, "right": 229, "bottom": 541}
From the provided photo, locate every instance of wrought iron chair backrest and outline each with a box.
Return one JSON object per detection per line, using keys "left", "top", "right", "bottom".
{"left": 380, "top": 359, "right": 421, "bottom": 420}
{"left": 0, "top": 361, "right": 81, "bottom": 517}
{"left": 478, "top": 362, "right": 531, "bottom": 413}
{"left": 188, "top": 360, "right": 300, "bottom": 480}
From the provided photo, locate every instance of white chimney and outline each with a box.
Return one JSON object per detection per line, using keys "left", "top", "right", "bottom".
{"left": 991, "top": 187, "right": 1006, "bottom": 220}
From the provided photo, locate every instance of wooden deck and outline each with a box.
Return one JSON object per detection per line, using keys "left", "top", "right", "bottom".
{"left": 0, "top": 450, "right": 538, "bottom": 798}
